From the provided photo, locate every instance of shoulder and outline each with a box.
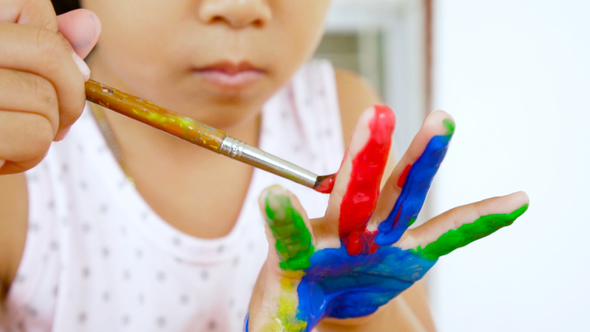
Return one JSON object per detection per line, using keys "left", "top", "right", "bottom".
{"left": 334, "top": 69, "right": 382, "bottom": 143}
{"left": 0, "top": 173, "right": 28, "bottom": 302}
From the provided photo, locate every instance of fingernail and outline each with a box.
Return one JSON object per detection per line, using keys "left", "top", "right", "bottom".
{"left": 72, "top": 52, "right": 91, "bottom": 82}
{"left": 55, "top": 127, "right": 71, "bottom": 141}
{"left": 443, "top": 118, "right": 455, "bottom": 136}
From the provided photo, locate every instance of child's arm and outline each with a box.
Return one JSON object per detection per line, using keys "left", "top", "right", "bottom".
{"left": 0, "top": 0, "right": 100, "bottom": 307}
{"left": 0, "top": 174, "right": 28, "bottom": 307}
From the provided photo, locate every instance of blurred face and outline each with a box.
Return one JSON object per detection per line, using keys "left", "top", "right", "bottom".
{"left": 82, "top": 0, "right": 332, "bottom": 129}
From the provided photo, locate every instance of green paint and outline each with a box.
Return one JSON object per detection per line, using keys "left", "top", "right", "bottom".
{"left": 12, "top": 70, "right": 32, "bottom": 86}
{"left": 12, "top": 70, "right": 52, "bottom": 103}
{"left": 412, "top": 204, "right": 528, "bottom": 261}
{"left": 265, "top": 192, "right": 315, "bottom": 271}
{"left": 407, "top": 217, "right": 417, "bottom": 227}
{"left": 443, "top": 118, "right": 455, "bottom": 136}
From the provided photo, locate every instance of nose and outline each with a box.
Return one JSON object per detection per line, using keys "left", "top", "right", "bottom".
{"left": 199, "top": 0, "right": 272, "bottom": 29}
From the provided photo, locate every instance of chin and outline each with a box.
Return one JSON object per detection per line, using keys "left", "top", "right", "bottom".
{"left": 185, "top": 100, "right": 262, "bottom": 131}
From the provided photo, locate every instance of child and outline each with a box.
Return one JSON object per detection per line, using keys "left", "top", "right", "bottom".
{"left": 0, "top": 0, "right": 529, "bottom": 331}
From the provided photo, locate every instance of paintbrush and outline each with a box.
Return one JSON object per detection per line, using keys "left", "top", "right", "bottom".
{"left": 85, "top": 79, "right": 335, "bottom": 194}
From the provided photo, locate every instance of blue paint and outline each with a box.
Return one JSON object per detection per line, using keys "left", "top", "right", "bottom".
{"left": 287, "top": 133, "right": 452, "bottom": 331}
{"left": 245, "top": 121, "right": 525, "bottom": 332}
{"left": 294, "top": 247, "right": 436, "bottom": 331}
{"left": 248, "top": 129, "right": 457, "bottom": 331}
{"left": 375, "top": 133, "right": 452, "bottom": 246}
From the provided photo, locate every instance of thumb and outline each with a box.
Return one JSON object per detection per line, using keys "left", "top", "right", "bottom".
{"left": 259, "top": 186, "right": 316, "bottom": 273}
{"left": 57, "top": 9, "right": 101, "bottom": 59}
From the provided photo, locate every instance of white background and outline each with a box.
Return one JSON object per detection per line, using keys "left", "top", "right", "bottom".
{"left": 429, "top": 0, "right": 590, "bottom": 331}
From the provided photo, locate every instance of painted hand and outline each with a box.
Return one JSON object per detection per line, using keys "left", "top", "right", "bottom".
{"left": 247, "top": 106, "right": 529, "bottom": 332}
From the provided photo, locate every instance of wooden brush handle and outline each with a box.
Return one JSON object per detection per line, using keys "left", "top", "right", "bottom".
{"left": 85, "top": 79, "right": 334, "bottom": 193}
{"left": 85, "top": 79, "right": 227, "bottom": 152}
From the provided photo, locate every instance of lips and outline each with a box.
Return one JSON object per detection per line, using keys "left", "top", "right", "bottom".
{"left": 194, "top": 61, "right": 264, "bottom": 89}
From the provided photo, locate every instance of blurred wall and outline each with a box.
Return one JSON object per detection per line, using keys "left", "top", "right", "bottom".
{"left": 430, "top": 0, "right": 590, "bottom": 331}
{"left": 324, "top": 0, "right": 427, "bottom": 155}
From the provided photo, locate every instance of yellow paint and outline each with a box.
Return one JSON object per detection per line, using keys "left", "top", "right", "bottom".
{"left": 177, "top": 117, "right": 197, "bottom": 129}
{"left": 261, "top": 278, "right": 307, "bottom": 332}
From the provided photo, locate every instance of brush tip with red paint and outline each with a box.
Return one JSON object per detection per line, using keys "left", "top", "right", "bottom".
{"left": 313, "top": 105, "right": 396, "bottom": 195}
{"left": 314, "top": 174, "right": 336, "bottom": 194}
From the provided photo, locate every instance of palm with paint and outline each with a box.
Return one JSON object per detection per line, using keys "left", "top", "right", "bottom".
{"left": 247, "top": 106, "right": 528, "bottom": 332}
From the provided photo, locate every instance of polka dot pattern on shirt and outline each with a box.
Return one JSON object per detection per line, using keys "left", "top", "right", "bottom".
{"left": 1, "top": 60, "right": 344, "bottom": 332}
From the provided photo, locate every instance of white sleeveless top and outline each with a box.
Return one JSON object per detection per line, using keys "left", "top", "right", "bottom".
{"left": 1, "top": 60, "right": 344, "bottom": 332}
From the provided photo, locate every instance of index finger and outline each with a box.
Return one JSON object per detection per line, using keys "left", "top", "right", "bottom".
{"left": 323, "top": 105, "right": 395, "bottom": 256}
{"left": 1, "top": 0, "right": 59, "bottom": 31}
{"left": 1, "top": 0, "right": 86, "bottom": 139}
{"left": 0, "top": 23, "right": 86, "bottom": 139}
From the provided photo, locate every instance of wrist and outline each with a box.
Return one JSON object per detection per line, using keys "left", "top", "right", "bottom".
{"left": 318, "top": 297, "right": 429, "bottom": 332}
{"left": 247, "top": 264, "right": 310, "bottom": 331}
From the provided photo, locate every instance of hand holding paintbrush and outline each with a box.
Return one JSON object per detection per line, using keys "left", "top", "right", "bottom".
{"left": 85, "top": 80, "right": 335, "bottom": 193}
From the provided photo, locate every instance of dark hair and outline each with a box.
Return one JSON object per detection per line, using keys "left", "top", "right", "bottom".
{"left": 51, "top": 0, "right": 81, "bottom": 15}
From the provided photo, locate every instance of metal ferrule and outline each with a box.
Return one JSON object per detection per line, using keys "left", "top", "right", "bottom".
{"left": 219, "top": 136, "right": 319, "bottom": 189}
{"left": 220, "top": 136, "right": 245, "bottom": 159}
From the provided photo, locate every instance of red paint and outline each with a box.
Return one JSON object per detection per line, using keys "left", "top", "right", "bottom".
{"left": 391, "top": 205, "right": 403, "bottom": 231}
{"left": 315, "top": 175, "right": 336, "bottom": 194}
{"left": 397, "top": 165, "right": 412, "bottom": 187}
{"left": 339, "top": 105, "right": 395, "bottom": 256}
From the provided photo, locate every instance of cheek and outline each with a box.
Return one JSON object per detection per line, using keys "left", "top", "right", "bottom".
{"left": 88, "top": 0, "right": 182, "bottom": 70}
{"left": 269, "top": 0, "right": 331, "bottom": 74}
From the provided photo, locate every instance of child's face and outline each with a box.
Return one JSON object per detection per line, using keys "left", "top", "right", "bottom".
{"left": 82, "top": 0, "right": 332, "bottom": 129}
